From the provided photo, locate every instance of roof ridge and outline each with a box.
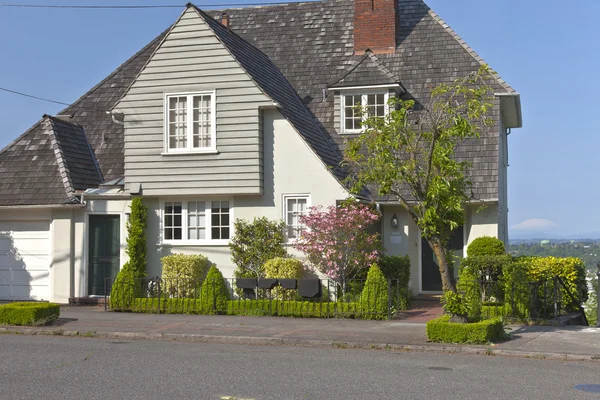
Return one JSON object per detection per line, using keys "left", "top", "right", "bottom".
{"left": 42, "top": 116, "right": 76, "bottom": 201}
{"left": 423, "top": 3, "right": 514, "bottom": 93}
{"left": 327, "top": 52, "right": 370, "bottom": 86}
{"left": 365, "top": 51, "right": 399, "bottom": 82}
{"left": 327, "top": 49, "right": 401, "bottom": 88}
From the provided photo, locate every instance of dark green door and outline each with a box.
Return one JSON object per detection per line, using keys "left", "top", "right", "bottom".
{"left": 88, "top": 215, "right": 120, "bottom": 296}
{"left": 421, "top": 226, "right": 463, "bottom": 292}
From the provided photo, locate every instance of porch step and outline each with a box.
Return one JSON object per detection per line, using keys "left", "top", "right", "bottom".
{"left": 68, "top": 297, "right": 107, "bottom": 306}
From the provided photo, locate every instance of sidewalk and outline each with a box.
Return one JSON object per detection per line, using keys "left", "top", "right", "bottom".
{"left": 2, "top": 305, "right": 599, "bottom": 362}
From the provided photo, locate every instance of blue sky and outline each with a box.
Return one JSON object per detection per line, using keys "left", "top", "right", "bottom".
{"left": 0, "top": 0, "right": 598, "bottom": 237}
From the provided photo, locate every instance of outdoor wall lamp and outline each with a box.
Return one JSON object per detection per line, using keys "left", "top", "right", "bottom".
{"left": 391, "top": 214, "right": 398, "bottom": 228}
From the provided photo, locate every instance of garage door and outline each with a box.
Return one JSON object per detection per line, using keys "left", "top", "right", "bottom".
{"left": 0, "top": 220, "right": 50, "bottom": 301}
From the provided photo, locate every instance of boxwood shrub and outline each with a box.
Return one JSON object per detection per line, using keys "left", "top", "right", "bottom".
{"left": 226, "top": 299, "right": 359, "bottom": 318}
{"left": 359, "top": 264, "right": 388, "bottom": 320}
{"left": 426, "top": 315, "right": 505, "bottom": 344}
{"left": 199, "top": 266, "right": 230, "bottom": 314}
{"left": 0, "top": 302, "right": 60, "bottom": 326}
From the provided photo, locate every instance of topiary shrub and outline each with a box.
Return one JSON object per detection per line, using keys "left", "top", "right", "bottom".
{"left": 263, "top": 257, "right": 305, "bottom": 300}
{"left": 467, "top": 236, "right": 505, "bottom": 257}
{"left": 426, "top": 315, "right": 505, "bottom": 344}
{"left": 230, "top": 217, "right": 288, "bottom": 280}
{"left": 359, "top": 264, "right": 388, "bottom": 320}
{"left": 0, "top": 302, "right": 60, "bottom": 326}
{"left": 110, "top": 197, "right": 148, "bottom": 310}
{"left": 378, "top": 255, "right": 411, "bottom": 310}
{"left": 161, "top": 254, "right": 211, "bottom": 298}
{"left": 199, "top": 266, "right": 231, "bottom": 314}
{"left": 109, "top": 270, "right": 141, "bottom": 311}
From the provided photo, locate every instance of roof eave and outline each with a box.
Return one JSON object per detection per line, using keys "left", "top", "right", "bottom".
{"left": 0, "top": 203, "right": 85, "bottom": 210}
{"left": 327, "top": 83, "right": 403, "bottom": 91}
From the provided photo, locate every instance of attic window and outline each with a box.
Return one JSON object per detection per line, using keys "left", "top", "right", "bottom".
{"left": 341, "top": 91, "right": 389, "bottom": 134}
{"left": 164, "top": 91, "right": 216, "bottom": 153}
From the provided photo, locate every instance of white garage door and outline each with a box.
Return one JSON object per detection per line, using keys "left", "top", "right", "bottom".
{"left": 0, "top": 220, "right": 50, "bottom": 301}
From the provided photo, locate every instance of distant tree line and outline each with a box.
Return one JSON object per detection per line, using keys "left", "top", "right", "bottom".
{"left": 508, "top": 241, "right": 600, "bottom": 270}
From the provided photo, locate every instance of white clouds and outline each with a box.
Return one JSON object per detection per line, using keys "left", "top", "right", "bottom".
{"left": 511, "top": 218, "right": 559, "bottom": 231}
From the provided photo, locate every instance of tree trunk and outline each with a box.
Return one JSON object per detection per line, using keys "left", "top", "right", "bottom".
{"left": 429, "top": 238, "right": 457, "bottom": 293}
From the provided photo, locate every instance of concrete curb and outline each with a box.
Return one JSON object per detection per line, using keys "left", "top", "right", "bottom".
{"left": 2, "top": 326, "right": 599, "bottom": 363}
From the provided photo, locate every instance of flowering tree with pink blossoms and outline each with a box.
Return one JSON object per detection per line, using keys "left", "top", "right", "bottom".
{"left": 294, "top": 201, "right": 382, "bottom": 294}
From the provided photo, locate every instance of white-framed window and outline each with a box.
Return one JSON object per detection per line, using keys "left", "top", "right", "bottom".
{"left": 341, "top": 91, "right": 389, "bottom": 134}
{"left": 161, "top": 199, "right": 231, "bottom": 244}
{"left": 164, "top": 91, "right": 216, "bottom": 153}
{"left": 283, "top": 195, "right": 310, "bottom": 240}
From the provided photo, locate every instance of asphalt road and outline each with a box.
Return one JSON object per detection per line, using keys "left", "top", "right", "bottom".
{"left": 1, "top": 335, "right": 600, "bottom": 400}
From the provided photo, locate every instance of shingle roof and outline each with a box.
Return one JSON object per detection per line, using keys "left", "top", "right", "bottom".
{"left": 328, "top": 50, "right": 401, "bottom": 89}
{"left": 0, "top": 115, "right": 102, "bottom": 206}
{"left": 1, "top": 0, "right": 516, "bottom": 205}
{"left": 42, "top": 115, "right": 103, "bottom": 192}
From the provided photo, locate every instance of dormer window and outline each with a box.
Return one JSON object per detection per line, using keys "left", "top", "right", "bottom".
{"left": 341, "top": 91, "right": 389, "bottom": 134}
{"left": 164, "top": 91, "right": 216, "bottom": 153}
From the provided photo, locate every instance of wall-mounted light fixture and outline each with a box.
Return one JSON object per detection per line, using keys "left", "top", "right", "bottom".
{"left": 391, "top": 213, "right": 398, "bottom": 228}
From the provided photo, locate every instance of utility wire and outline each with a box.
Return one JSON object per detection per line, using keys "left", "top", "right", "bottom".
{"left": 0, "top": 87, "right": 108, "bottom": 112}
{"left": 0, "top": 2, "right": 299, "bottom": 8}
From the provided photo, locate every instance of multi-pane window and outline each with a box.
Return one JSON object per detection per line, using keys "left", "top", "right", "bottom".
{"left": 162, "top": 200, "right": 230, "bottom": 242}
{"left": 342, "top": 92, "right": 389, "bottom": 133}
{"left": 187, "top": 201, "right": 206, "bottom": 240}
{"left": 165, "top": 92, "right": 215, "bottom": 152}
{"left": 211, "top": 201, "right": 230, "bottom": 240}
{"left": 343, "top": 94, "right": 362, "bottom": 131}
{"left": 284, "top": 196, "right": 309, "bottom": 239}
{"left": 163, "top": 202, "right": 183, "bottom": 240}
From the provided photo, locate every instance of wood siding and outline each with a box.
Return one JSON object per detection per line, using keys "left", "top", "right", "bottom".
{"left": 115, "top": 8, "right": 273, "bottom": 196}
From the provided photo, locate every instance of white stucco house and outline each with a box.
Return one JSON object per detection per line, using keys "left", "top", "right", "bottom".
{"left": 0, "top": 0, "right": 521, "bottom": 303}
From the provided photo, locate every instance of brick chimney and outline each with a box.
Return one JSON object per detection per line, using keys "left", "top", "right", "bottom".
{"left": 354, "top": 0, "right": 397, "bottom": 55}
{"left": 221, "top": 12, "right": 230, "bottom": 28}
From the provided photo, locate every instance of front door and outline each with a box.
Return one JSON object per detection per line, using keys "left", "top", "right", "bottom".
{"left": 421, "top": 226, "right": 464, "bottom": 292}
{"left": 88, "top": 215, "right": 120, "bottom": 296}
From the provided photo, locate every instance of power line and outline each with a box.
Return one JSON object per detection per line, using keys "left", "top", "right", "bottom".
{"left": 0, "top": 2, "right": 299, "bottom": 8}
{"left": 0, "top": 87, "right": 107, "bottom": 112}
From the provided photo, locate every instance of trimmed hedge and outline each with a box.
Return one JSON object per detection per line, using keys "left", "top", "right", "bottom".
{"left": 0, "top": 302, "right": 60, "bottom": 326}
{"left": 161, "top": 254, "right": 211, "bottom": 298}
{"left": 426, "top": 315, "right": 505, "bottom": 344}
{"left": 227, "top": 300, "right": 360, "bottom": 318}
{"left": 128, "top": 299, "right": 377, "bottom": 318}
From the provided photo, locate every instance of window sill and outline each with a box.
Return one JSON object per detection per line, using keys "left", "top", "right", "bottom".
{"left": 161, "top": 150, "right": 219, "bottom": 156}
{"left": 159, "top": 240, "right": 230, "bottom": 247}
{"left": 339, "top": 131, "right": 363, "bottom": 135}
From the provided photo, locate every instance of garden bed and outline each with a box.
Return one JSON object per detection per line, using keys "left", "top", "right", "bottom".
{"left": 0, "top": 302, "right": 60, "bottom": 326}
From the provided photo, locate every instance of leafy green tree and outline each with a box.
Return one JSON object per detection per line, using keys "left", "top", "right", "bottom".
{"left": 344, "top": 66, "right": 496, "bottom": 294}
{"left": 230, "top": 217, "right": 288, "bottom": 279}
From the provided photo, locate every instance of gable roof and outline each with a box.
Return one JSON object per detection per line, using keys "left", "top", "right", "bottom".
{"left": 191, "top": 5, "right": 345, "bottom": 179}
{"left": 0, "top": 0, "right": 518, "bottom": 206}
{"left": 0, "top": 115, "right": 101, "bottom": 206}
{"left": 328, "top": 51, "right": 401, "bottom": 89}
